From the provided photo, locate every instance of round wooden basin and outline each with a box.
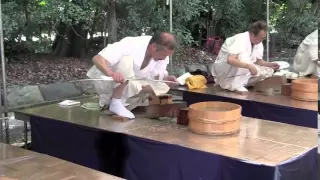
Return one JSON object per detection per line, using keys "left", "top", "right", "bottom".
{"left": 291, "top": 78, "right": 318, "bottom": 101}
{"left": 188, "top": 101, "right": 242, "bottom": 135}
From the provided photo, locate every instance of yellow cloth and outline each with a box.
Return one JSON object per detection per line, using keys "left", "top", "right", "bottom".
{"left": 185, "top": 75, "right": 207, "bottom": 89}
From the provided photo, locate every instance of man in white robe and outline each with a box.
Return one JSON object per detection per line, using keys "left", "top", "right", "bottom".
{"left": 293, "top": 29, "right": 318, "bottom": 77}
{"left": 86, "top": 32, "right": 179, "bottom": 119}
{"left": 211, "top": 20, "right": 280, "bottom": 92}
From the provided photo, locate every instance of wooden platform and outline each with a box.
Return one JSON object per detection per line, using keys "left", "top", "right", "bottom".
{"left": 0, "top": 142, "right": 123, "bottom": 180}
{"left": 171, "top": 85, "right": 317, "bottom": 111}
{"left": 15, "top": 97, "right": 317, "bottom": 166}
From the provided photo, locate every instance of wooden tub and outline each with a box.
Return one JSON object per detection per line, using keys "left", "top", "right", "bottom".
{"left": 188, "top": 102, "right": 242, "bottom": 135}
{"left": 291, "top": 78, "right": 318, "bottom": 102}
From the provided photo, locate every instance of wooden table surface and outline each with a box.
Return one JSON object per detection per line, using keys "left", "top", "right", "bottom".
{"left": 0, "top": 142, "right": 124, "bottom": 180}
{"left": 171, "top": 84, "right": 318, "bottom": 111}
{"left": 15, "top": 96, "right": 318, "bottom": 166}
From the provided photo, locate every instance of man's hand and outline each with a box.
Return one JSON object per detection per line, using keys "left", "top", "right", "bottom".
{"left": 107, "top": 71, "right": 125, "bottom": 83}
{"left": 247, "top": 64, "right": 258, "bottom": 76}
{"left": 164, "top": 75, "right": 179, "bottom": 87}
{"left": 256, "top": 59, "right": 279, "bottom": 70}
{"left": 267, "top": 62, "right": 280, "bottom": 70}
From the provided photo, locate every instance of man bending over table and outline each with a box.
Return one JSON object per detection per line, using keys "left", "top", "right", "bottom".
{"left": 87, "top": 32, "right": 179, "bottom": 119}
{"left": 211, "top": 20, "right": 280, "bottom": 93}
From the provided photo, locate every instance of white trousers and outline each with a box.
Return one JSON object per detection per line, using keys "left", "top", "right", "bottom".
{"left": 91, "top": 56, "right": 170, "bottom": 109}
{"left": 212, "top": 62, "right": 274, "bottom": 91}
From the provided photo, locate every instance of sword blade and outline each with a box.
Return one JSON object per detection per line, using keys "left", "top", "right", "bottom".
{"left": 71, "top": 78, "right": 174, "bottom": 84}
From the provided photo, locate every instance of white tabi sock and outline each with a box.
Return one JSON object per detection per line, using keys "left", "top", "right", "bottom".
{"left": 109, "top": 98, "right": 135, "bottom": 119}
{"left": 235, "top": 86, "right": 248, "bottom": 92}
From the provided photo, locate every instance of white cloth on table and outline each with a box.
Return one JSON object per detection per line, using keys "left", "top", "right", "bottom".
{"left": 86, "top": 36, "right": 170, "bottom": 109}
{"left": 211, "top": 31, "right": 273, "bottom": 91}
{"left": 293, "top": 29, "right": 318, "bottom": 76}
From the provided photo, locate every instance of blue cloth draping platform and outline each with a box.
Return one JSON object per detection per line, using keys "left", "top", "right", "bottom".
{"left": 124, "top": 136, "right": 318, "bottom": 180}
{"left": 28, "top": 115, "right": 318, "bottom": 180}
{"left": 170, "top": 87, "right": 317, "bottom": 128}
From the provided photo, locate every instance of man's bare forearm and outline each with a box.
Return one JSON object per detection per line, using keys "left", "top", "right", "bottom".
{"left": 92, "top": 55, "right": 113, "bottom": 76}
{"left": 255, "top": 59, "right": 269, "bottom": 67}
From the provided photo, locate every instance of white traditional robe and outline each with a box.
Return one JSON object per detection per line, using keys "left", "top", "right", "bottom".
{"left": 211, "top": 31, "right": 273, "bottom": 91}
{"left": 293, "top": 30, "right": 319, "bottom": 76}
{"left": 87, "top": 36, "right": 170, "bottom": 109}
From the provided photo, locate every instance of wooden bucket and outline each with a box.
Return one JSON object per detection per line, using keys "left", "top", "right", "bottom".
{"left": 291, "top": 78, "right": 318, "bottom": 102}
{"left": 188, "top": 102, "right": 242, "bottom": 135}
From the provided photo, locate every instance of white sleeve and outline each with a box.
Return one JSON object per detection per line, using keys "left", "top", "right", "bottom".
{"left": 309, "top": 45, "right": 318, "bottom": 61}
{"left": 152, "top": 57, "right": 169, "bottom": 80}
{"left": 98, "top": 38, "right": 130, "bottom": 66}
{"left": 255, "top": 43, "right": 264, "bottom": 60}
{"left": 310, "top": 32, "right": 318, "bottom": 61}
{"left": 225, "top": 35, "right": 245, "bottom": 55}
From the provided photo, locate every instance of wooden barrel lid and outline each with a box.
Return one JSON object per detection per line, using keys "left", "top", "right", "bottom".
{"left": 291, "top": 78, "right": 318, "bottom": 92}
{"left": 189, "top": 101, "right": 242, "bottom": 122}
{"left": 188, "top": 101, "right": 242, "bottom": 135}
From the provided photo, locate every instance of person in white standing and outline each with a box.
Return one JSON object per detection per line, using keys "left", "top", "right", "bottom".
{"left": 87, "top": 32, "right": 179, "bottom": 119}
{"left": 293, "top": 29, "right": 318, "bottom": 77}
{"left": 211, "top": 20, "right": 280, "bottom": 93}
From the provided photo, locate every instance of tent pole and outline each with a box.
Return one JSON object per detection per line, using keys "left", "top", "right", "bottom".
{"left": 169, "top": 0, "right": 173, "bottom": 74}
{"left": 266, "top": 0, "right": 270, "bottom": 62}
{"left": 167, "top": 0, "right": 173, "bottom": 74}
{"left": 0, "top": 0, "right": 9, "bottom": 143}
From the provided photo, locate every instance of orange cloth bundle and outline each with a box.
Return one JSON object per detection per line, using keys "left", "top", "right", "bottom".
{"left": 185, "top": 75, "right": 207, "bottom": 89}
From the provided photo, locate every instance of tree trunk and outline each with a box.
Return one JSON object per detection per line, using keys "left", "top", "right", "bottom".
{"left": 311, "top": 0, "right": 319, "bottom": 16}
{"left": 85, "top": 6, "right": 100, "bottom": 54}
{"left": 90, "top": 7, "right": 100, "bottom": 40}
{"left": 198, "top": 29, "right": 203, "bottom": 47}
{"left": 103, "top": 16, "right": 108, "bottom": 47}
{"left": 107, "top": 0, "right": 117, "bottom": 44}
{"left": 24, "top": 0, "right": 31, "bottom": 42}
{"left": 51, "top": 23, "right": 87, "bottom": 58}
{"left": 23, "top": 0, "right": 32, "bottom": 52}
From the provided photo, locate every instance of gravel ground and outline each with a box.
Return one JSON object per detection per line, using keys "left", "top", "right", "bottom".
{"left": 4, "top": 46, "right": 296, "bottom": 87}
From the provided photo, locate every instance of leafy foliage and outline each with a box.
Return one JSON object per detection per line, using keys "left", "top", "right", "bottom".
{"left": 1, "top": 0, "right": 317, "bottom": 55}
{"left": 270, "top": 0, "right": 319, "bottom": 47}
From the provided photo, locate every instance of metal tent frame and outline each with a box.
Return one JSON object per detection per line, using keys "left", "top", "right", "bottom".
{"left": 0, "top": 0, "right": 10, "bottom": 144}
